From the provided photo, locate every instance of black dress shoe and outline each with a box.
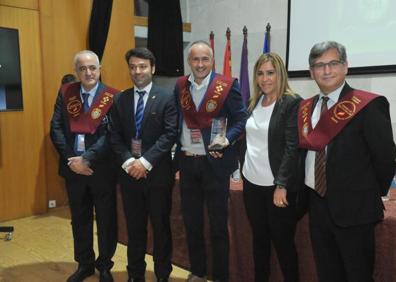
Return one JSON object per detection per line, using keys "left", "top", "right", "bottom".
{"left": 100, "top": 270, "right": 114, "bottom": 282}
{"left": 157, "top": 278, "right": 168, "bottom": 282}
{"left": 66, "top": 265, "right": 95, "bottom": 282}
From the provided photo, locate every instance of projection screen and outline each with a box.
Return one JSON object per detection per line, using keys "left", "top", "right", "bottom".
{"left": 286, "top": 0, "right": 396, "bottom": 77}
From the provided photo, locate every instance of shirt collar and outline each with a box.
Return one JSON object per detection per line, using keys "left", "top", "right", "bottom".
{"left": 188, "top": 71, "right": 212, "bottom": 90}
{"left": 319, "top": 81, "right": 345, "bottom": 104}
{"left": 135, "top": 82, "right": 153, "bottom": 95}
{"left": 80, "top": 83, "right": 99, "bottom": 97}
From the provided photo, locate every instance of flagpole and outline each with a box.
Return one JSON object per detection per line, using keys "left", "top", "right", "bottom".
{"left": 210, "top": 31, "right": 216, "bottom": 71}
{"left": 239, "top": 26, "right": 250, "bottom": 105}
{"left": 263, "top": 22, "right": 271, "bottom": 53}
{"left": 223, "top": 27, "right": 232, "bottom": 77}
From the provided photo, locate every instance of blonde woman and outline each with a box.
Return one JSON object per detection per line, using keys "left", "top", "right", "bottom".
{"left": 242, "top": 53, "right": 302, "bottom": 282}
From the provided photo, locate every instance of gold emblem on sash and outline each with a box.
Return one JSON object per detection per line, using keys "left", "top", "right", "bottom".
{"left": 331, "top": 96, "right": 360, "bottom": 123}
{"left": 91, "top": 108, "right": 102, "bottom": 119}
{"left": 300, "top": 100, "right": 311, "bottom": 138}
{"left": 206, "top": 99, "right": 217, "bottom": 112}
{"left": 67, "top": 97, "right": 82, "bottom": 117}
{"left": 333, "top": 101, "right": 356, "bottom": 120}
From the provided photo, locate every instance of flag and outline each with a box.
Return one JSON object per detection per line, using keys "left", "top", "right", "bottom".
{"left": 223, "top": 28, "right": 232, "bottom": 77}
{"left": 263, "top": 23, "right": 271, "bottom": 53}
{"left": 239, "top": 26, "right": 250, "bottom": 105}
{"left": 210, "top": 31, "right": 216, "bottom": 71}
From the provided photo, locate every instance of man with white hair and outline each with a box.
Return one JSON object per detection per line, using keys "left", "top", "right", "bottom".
{"left": 50, "top": 50, "right": 118, "bottom": 282}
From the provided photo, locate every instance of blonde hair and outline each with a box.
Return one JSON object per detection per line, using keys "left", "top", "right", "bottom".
{"left": 248, "top": 52, "right": 294, "bottom": 112}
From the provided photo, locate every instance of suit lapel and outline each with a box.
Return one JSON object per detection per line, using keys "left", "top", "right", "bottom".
{"left": 93, "top": 82, "right": 104, "bottom": 102}
{"left": 124, "top": 88, "right": 136, "bottom": 135}
{"left": 141, "top": 85, "right": 158, "bottom": 129}
{"left": 268, "top": 99, "right": 280, "bottom": 146}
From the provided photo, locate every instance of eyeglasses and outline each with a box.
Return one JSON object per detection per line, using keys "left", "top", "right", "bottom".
{"left": 311, "top": 60, "right": 344, "bottom": 71}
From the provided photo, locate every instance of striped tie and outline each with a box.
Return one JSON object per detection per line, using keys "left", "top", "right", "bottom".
{"left": 314, "top": 96, "right": 329, "bottom": 197}
{"left": 135, "top": 90, "right": 146, "bottom": 138}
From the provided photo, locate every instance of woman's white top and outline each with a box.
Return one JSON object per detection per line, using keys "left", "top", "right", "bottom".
{"left": 242, "top": 96, "right": 275, "bottom": 186}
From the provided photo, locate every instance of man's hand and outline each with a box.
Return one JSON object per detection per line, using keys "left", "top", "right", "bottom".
{"left": 208, "top": 150, "right": 224, "bottom": 158}
{"left": 68, "top": 156, "right": 93, "bottom": 175}
{"left": 126, "top": 159, "right": 148, "bottom": 180}
{"left": 273, "top": 186, "right": 288, "bottom": 208}
{"left": 208, "top": 136, "right": 229, "bottom": 158}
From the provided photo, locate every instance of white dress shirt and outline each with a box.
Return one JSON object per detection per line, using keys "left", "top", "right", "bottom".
{"left": 80, "top": 83, "right": 99, "bottom": 106}
{"left": 242, "top": 96, "right": 275, "bottom": 186}
{"left": 305, "top": 82, "right": 344, "bottom": 189}
{"left": 180, "top": 72, "right": 212, "bottom": 155}
{"left": 122, "top": 82, "right": 153, "bottom": 173}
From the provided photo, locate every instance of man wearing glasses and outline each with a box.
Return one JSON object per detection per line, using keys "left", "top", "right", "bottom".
{"left": 50, "top": 50, "right": 118, "bottom": 282}
{"left": 297, "top": 41, "right": 395, "bottom": 282}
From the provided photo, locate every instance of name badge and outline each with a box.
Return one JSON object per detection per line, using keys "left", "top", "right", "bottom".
{"left": 76, "top": 134, "right": 85, "bottom": 152}
{"left": 131, "top": 138, "right": 142, "bottom": 158}
{"left": 190, "top": 129, "right": 202, "bottom": 144}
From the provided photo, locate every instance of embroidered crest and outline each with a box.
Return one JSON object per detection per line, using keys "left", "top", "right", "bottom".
{"left": 206, "top": 99, "right": 217, "bottom": 112}
{"left": 91, "top": 108, "right": 102, "bottom": 119}
{"left": 67, "top": 98, "right": 82, "bottom": 117}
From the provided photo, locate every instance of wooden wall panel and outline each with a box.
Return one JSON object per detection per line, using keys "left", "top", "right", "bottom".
{"left": 0, "top": 5, "right": 46, "bottom": 220}
{"left": 101, "top": 0, "right": 135, "bottom": 90}
{"left": 40, "top": 0, "right": 93, "bottom": 207}
{"left": 0, "top": 0, "right": 38, "bottom": 10}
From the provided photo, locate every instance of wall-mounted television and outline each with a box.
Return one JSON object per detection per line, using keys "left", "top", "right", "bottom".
{"left": 0, "top": 27, "right": 23, "bottom": 111}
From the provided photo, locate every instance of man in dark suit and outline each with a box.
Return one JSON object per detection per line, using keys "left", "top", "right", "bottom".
{"left": 50, "top": 50, "right": 118, "bottom": 282}
{"left": 173, "top": 41, "right": 247, "bottom": 282}
{"left": 109, "top": 48, "right": 178, "bottom": 282}
{"left": 298, "top": 41, "right": 395, "bottom": 282}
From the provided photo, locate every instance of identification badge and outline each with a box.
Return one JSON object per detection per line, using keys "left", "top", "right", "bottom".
{"left": 190, "top": 129, "right": 202, "bottom": 144}
{"left": 131, "top": 138, "right": 142, "bottom": 158}
{"left": 76, "top": 134, "right": 85, "bottom": 152}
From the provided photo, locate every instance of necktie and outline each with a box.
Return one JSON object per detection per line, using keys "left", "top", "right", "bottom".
{"left": 314, "top": 96, "right": 329, "bottom": 197}
{"left": 135, "top": 90, "right": 146, "bottom": 138}
{"left": 82, "top": 92, "right": 90, "bottom": 112}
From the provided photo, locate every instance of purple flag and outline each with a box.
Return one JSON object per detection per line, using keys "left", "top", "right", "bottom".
{"left": 240, "top": 29, "right": 250, "bottom": 106}
{"left": 263, "top": 31, "right": 270, "bottom": 53}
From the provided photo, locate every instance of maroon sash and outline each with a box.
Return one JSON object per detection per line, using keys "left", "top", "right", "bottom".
{"left": 298, "top": 89, "right": 380, "bottom": 151}
{"left": 176, "top": 74, "right": 235, "bottom": 129}
{"left": 62, "top": 82, "right": 119, "bottom": 134}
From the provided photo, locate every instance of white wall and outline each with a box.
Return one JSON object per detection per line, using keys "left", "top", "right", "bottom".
{"left": 184, "top": 0, "right": 396, "bottom": 139}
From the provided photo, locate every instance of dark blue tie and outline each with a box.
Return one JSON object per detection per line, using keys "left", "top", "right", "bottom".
{"left": 82, "top": 92, "right": 90, "bottom": 112}
{"left": 135, "top": 90, "right": 146, "bottom": 138}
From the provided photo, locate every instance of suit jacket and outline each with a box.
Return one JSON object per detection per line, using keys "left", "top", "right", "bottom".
{"left": 109, "top": 84, "right": 178, "bottom": 187}
{"left": 50, "top": 82, "right": 115, "bottom": 179}
{"left": 302, "top": 83, "right": 396, "bottom": 227}
{"left": 240, "top": 94, "right": 303, "bottom": 192}
{"left": 174, "top": 72, "right": 248, "bottom": 179}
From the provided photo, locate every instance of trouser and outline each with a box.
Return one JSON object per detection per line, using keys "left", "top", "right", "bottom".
{"left": 180, "top": 155, "right": 230, "bottom": 282}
